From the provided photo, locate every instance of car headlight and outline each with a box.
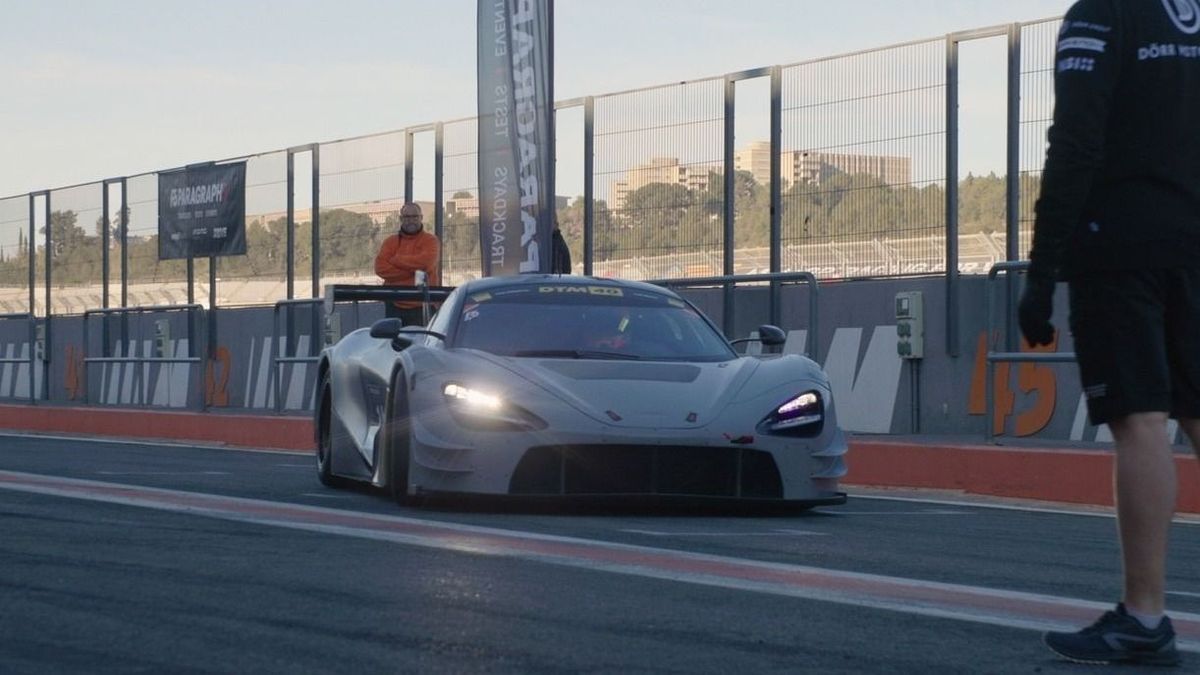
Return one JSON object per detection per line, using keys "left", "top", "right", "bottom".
{"left": 442, "top": 382, "right": 547, "bottom": 431}
{"left": 765, "top": 390, "right": 823, "bottom": 433}
{"left": 444, "top": 383, "right": 502, "bottom": 410}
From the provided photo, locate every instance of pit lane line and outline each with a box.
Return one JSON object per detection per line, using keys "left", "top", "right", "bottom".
{"left": 6, "top": 430, "right": 1194, "bottom": 522}
{"left": 1, "top": 468, "right": 1198, "bottom": 654}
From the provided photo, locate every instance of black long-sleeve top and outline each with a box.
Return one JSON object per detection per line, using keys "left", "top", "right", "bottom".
{"left": 1031, "top": 0, "right": 1200, "bottom": 280}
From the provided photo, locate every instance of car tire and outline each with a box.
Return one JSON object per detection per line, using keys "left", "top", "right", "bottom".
{"left": 316, "top": 371, "right": 341, "bottom": 488}
{"left": 386, "top": 370, "right": 413, "bottom": 505}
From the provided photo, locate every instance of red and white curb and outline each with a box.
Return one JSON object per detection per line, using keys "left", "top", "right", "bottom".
{"left": 1, "top": 468, "right": 1197, "bottom": 653}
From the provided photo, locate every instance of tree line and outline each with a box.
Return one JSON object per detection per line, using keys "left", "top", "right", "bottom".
{"left": 0, "top": 171, "right": 1030, "bottom": 288}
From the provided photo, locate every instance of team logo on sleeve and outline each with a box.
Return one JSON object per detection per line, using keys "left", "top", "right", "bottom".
{"left": 1162, "top": 0, "right": 1200, "bottom": 35}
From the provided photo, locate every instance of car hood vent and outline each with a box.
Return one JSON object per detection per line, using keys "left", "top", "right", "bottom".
{"left": 491, "top": 356, "right": 760, "bottom": 429}
{"left": 537, "top": 361, "right": 701, "bottom": 383}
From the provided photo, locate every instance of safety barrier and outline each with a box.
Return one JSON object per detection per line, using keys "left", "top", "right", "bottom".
{"left": 270, "top": 285, "right": 457, "bottom": 413}
{"left": 648, "top": 271, "right": 820, "bottom": 361}
{"left": 985, "top": 261, "right": 1075, "bottom": 441}
{"left": 0, "top": 312, "right": 37, "bottom": 403}
{"left": 81, "top": 304, "right": 207, "bottom": 409}
{"left": 271, "top": 299, "right": 325, "bottom": 413}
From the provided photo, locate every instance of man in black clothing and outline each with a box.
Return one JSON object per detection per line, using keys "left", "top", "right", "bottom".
{"left": 551, "top": 227, "right": 572, "bottom": 274}
{"left": 1020, "top": 0, "right": 1200, "bottom": 666}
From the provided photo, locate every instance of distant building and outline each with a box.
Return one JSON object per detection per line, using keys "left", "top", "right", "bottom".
{"left": 446, "top": 196, "right": 479, "bottom": 218}
{"left": 609, "top": 157, "right": 715, "bottom": 210}
{"left": 249, "top": 200, "right": 435, "bottom": 228}
{"left": 734, "top": 142, "right": 774, "bottom": 187}
{"left": 446, "top": 194, "right": 569, "bottom": 220}
{"left": 734, "top": 141, "right": 912, "bottom": 189}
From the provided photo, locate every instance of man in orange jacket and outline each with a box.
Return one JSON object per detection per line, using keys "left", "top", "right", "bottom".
{"left": 374, "top": 202, "right": 440, "bottom": 326}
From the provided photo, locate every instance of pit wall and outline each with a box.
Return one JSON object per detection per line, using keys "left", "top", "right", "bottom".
{"left": 0, "top": 275, "right": 1117, "bottom": 444}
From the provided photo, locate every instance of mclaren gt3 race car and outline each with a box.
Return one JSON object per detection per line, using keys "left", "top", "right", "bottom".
{"left": 314, "top": 275, "right": 847, "bottom": 506}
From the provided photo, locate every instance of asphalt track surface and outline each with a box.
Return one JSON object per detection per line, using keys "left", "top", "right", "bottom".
{"left": 1, "top": 434, "right": 1199, "bottom": 674}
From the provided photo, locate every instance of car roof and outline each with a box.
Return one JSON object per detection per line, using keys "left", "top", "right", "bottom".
{"left": 458, "top": 274, "right": 680, "bottom": 299}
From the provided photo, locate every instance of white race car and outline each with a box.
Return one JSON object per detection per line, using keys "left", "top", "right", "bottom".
{"left": 314, "top": 275, "right": 847, "bottom": 506}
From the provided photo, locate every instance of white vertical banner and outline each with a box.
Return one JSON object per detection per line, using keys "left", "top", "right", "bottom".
{"left": 477, "top": 0, "right": 555, "bottom": 276}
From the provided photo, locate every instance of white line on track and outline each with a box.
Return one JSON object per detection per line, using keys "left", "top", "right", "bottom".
{"left": 620, "top": 528, "right": 826, "bottom": 537}
{"left": 0, "top": 432, "right": 309, "bottom": 456}
{"left": 1, "top": 468, "right": 1199, "bottom": 653}
{"left": 1169, "top": 591, "right": 1200, "bottom": 599}
{"left": 822, "top": 509, "right": 970, "bottom": 516}
{"left": 849, "top": 493, "right": 1200, "bottom": 525}
{"left": 95, "top": 470, "right": 230, "bottom": 476}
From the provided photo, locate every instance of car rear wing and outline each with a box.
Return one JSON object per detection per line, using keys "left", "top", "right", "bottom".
{"left": 323, "top": 284, "right": 455, "bottom": 325}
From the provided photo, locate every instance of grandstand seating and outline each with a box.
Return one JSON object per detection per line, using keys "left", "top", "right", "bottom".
{"left": 0, "top": 229, "right": 1032, "bottom": 313}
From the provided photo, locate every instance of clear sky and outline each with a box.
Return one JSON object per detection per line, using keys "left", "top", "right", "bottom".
{"left": 0, "top": 0, "right": 1073, "bottom": 199}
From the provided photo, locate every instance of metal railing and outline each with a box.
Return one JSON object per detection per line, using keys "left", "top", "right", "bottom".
{"left": 648, "top": 271, "right": 820, "bottom": 361}
{"left": 0, "top": 312, "right": 36, "bottom": 403}
{"left": 271, "top": 298, "right": 324, "bottom": 413}
{"left": 81, "top": 304, "right": 206, "bottom": 409}
{"left": 984, "top": 261, "right": 1075, "bottom": 440}
{"left": 263, "top": 284, "right": 460, "bottom": 413}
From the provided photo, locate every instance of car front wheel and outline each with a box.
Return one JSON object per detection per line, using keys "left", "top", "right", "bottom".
{"left": 316, "top": 372, "right": 340, "bottom": 487}
{"left": 385, "top": 370, "right": 413, "bottom": 505}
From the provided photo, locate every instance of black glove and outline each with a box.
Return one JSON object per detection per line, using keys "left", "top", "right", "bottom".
{"left": 1018, "top": 274, "right": 1056, "bottom": 347}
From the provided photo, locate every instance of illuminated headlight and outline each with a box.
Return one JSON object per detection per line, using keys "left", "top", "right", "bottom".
{"left": 442, "top": 382, "right": 546, "bottom": 431}
{"left": 767, "top": 391, "right": 823, "bottom": 432}
{"left": 443, "top": 383, "right": 502, "bottom": 410}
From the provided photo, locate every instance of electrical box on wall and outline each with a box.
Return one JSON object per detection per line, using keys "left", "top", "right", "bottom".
{"left": 35, "top": 323, "right": 45, "bottom": 362}
{"left": 895, "top": 291, "right": 924, "bottom": 359}
{"left": 154, "top": 319, "right": 170, "bottom": 358}
{"left": 324, "top": 313, "right": 342, "bottom": 346}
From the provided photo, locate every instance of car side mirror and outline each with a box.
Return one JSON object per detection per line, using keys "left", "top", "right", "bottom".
{"left": 729, "top": 324, "right": 788, "bottom": 347}
{"left": 757, "top": 324, "right": 787, "bottom": 347}
{"left": 369, "top": 318, "right": 403, "bottom": 339}
{"left": 371, "top": 319, "right": 446, "bottom": 352}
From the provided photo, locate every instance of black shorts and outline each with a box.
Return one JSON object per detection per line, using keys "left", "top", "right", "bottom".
{"left": 1068, "top": 268, "right": 1200, "bottom": 425}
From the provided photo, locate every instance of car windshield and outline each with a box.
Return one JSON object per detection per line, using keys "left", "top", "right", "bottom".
{"left": 451, "top": 283, "right": 735, "bottom": 361}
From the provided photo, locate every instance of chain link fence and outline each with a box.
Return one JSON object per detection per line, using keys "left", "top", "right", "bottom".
{"left": 1, "top": 18, "right": 1060, "bottom": 315}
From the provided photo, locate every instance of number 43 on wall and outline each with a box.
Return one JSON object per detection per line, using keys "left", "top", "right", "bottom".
{"left": 967, "top": 330, "right": 1060, "bottom": 437}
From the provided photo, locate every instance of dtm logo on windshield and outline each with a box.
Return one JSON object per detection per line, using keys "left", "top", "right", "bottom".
{"left": 539, "top": 286, "right": 624, "bottom": 297}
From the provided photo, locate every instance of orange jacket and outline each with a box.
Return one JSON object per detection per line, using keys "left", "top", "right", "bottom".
{"left": 374, "top": 230, "right": 441, "bottom": 308}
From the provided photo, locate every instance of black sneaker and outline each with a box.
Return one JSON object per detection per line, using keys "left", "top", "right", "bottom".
{"left": 1043, "top": 603, "right": 1180, "bottom": 666}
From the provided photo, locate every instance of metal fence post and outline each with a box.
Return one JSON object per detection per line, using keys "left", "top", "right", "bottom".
{"left": 312, "top": 143, "right": 321, "bottom": 298}
{"left": 945, "top": 36, "right": 961, "bottom": 358}
{"left": 583, "top": 96, "right": 594, "bottom": 276}
{"left": 404, "top": 129, "right": 415, "bottom": 204}
{"left": 722, "top": 76, "right": 736, "bottom": 337}
{"left": 40, "top": 192, "right": 50, "bottom": 399}
{"left": 1005, "top": 23, "right": 1023, "bottom": 352}
{"left": 769, "top": 65, "right": 783, "bottom": 327}
{"left": 119, "top": 178, "right": 128, "bottom": 308}
{"left": 286, "top": 149, "right": 296, "bottom": 300}
{"left": 101, "top": 183, "right": 110, "bottom": 309}
{"left": 435, "top": 122, "right": 445, "bottom": 274}
{"left": 27, "top": 194, "right": 37, "bottom": 403}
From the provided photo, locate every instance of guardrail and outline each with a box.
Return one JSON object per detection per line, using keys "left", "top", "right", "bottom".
{"left": 984, "top": 261, "right": 1076, "bottom": 441}
{"left": 0, "top": 312, "right": 37, "bottom": 403}
{"left": 267, "top": 285, "right": 457, "bottom": 414}
{"left": 82, "top": 304, "right": 207, "bottom": 409}
{"left": 647, "top": 271, "right": 820, "bottom": 361}
{"left": 271, "top": 298, "right": 324, "bottom": 413}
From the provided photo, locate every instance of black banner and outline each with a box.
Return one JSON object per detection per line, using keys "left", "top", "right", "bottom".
{"left": 477, "top": 0, "right": 554, "bottom": 276}
{"left": 157, "top": 162, "right": 247, "bottom": 260}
